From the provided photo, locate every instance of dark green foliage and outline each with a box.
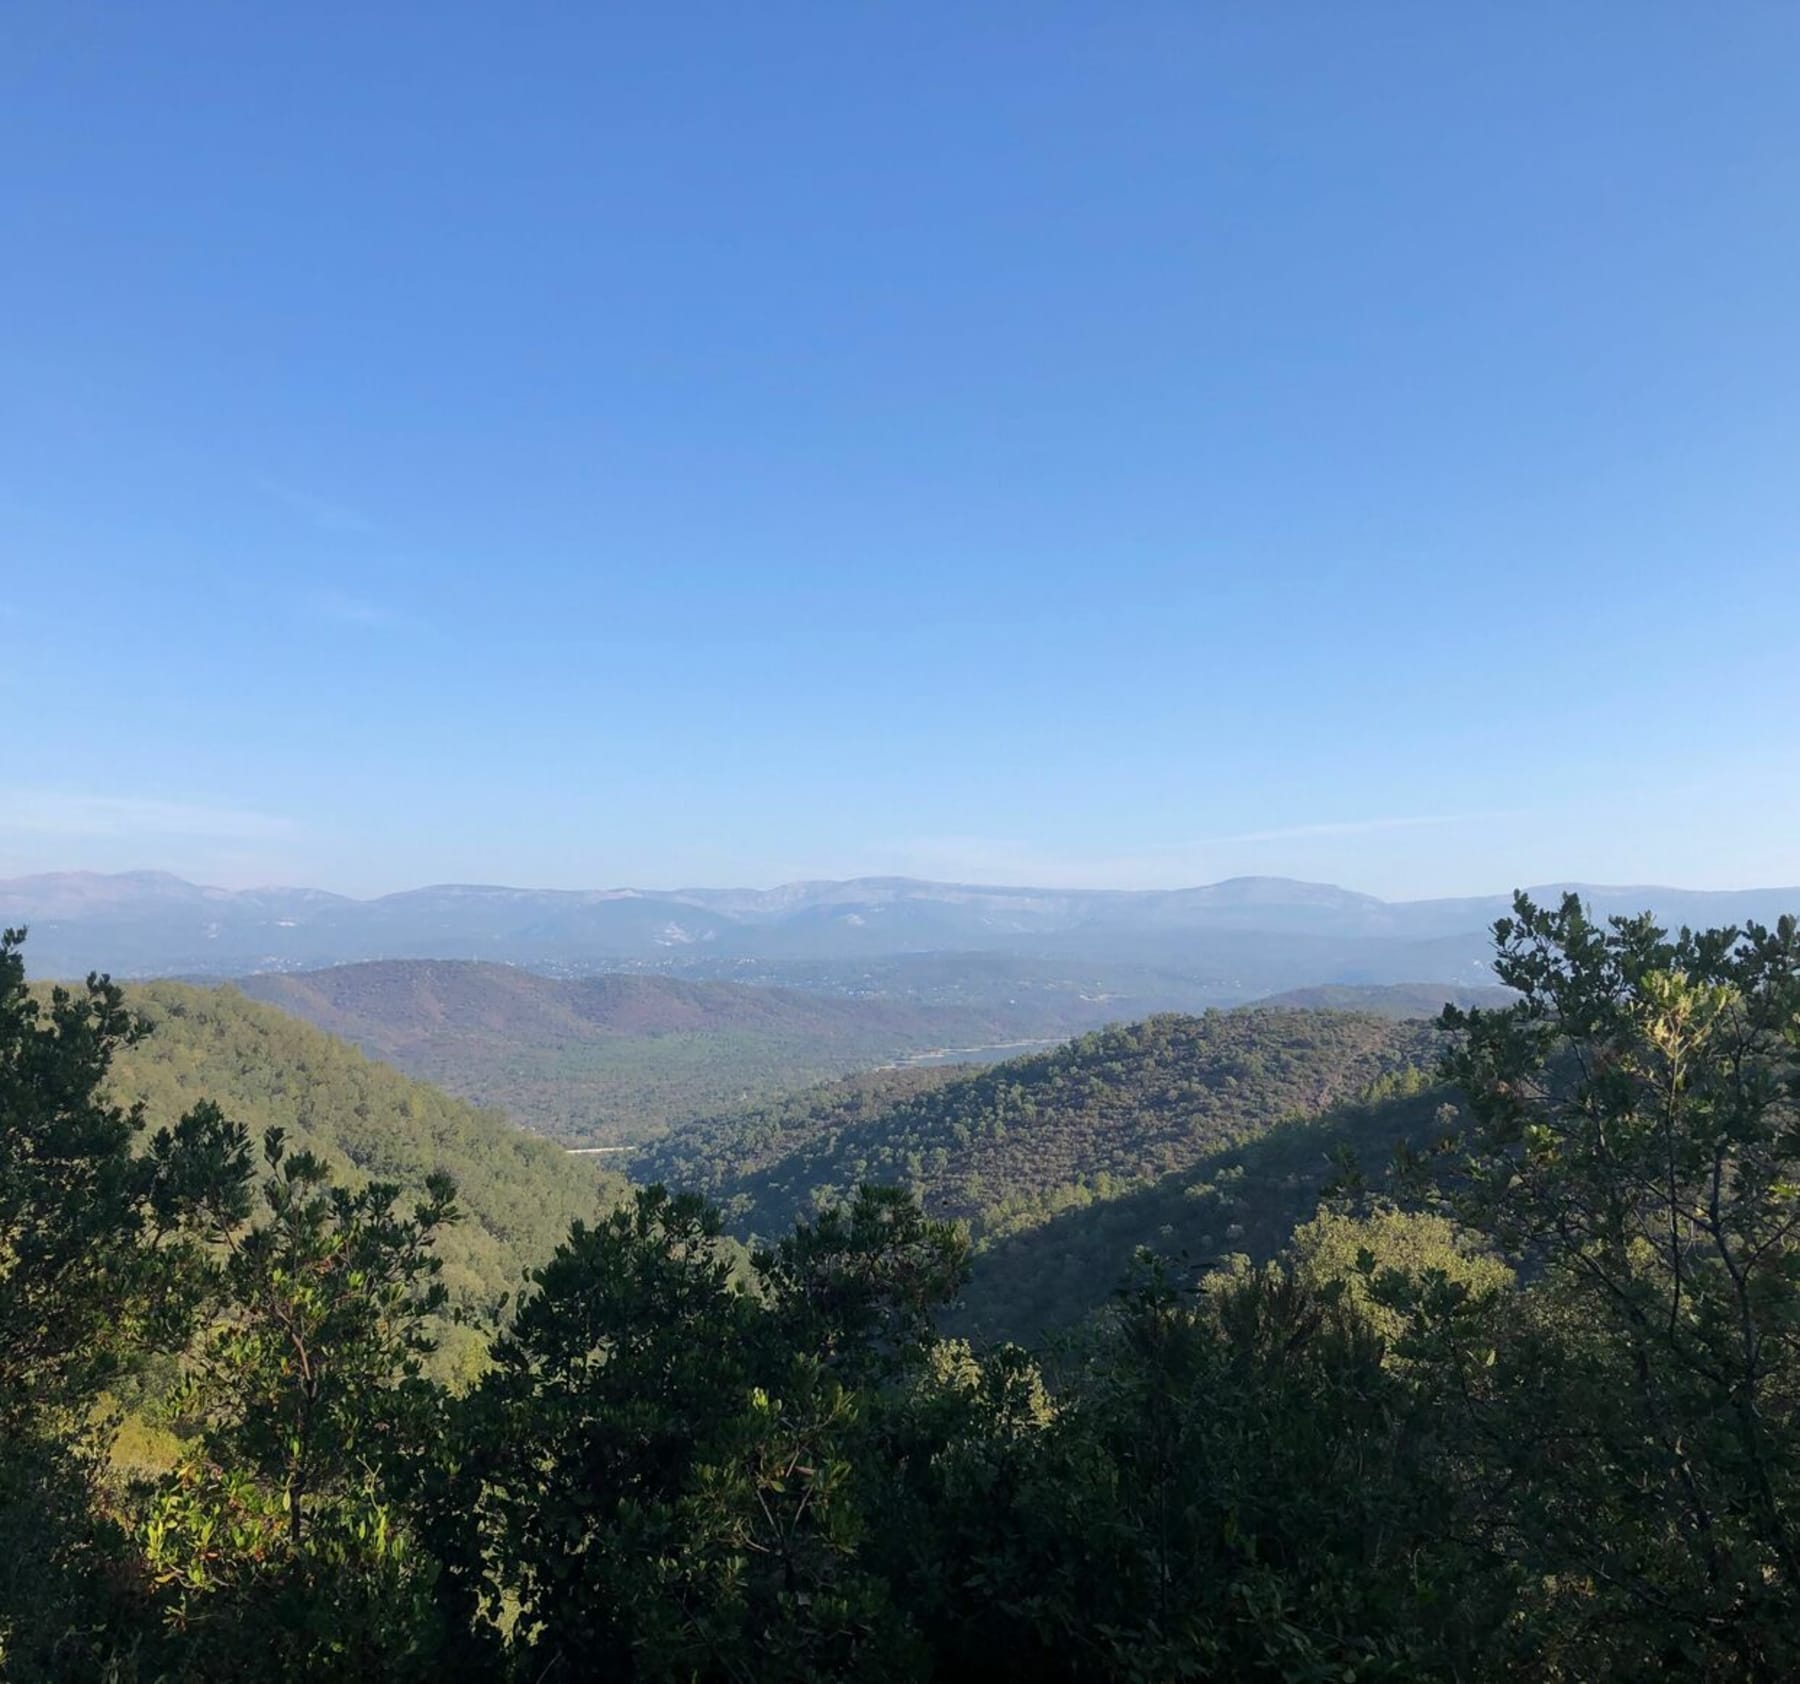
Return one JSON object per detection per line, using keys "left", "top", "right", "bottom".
{"left": 7, "top": 903, "right": 1800, "bottom": 1681}
{"left": 757, "top": 1183, "right": 972, "bottom": 1375}
{"left": 922, "top": 1263, "right": 1491, "bottom": 1681}
{"left": 470, "top": 1184, "right": 966, "bottom": 1679}
{"left": 143, "top": 1132, "right": 462, "bottom": 1680}
{"left": 0, "top": 932, "right": 255, "bottom": 1679}
{"left": 1416, "top": 893, "right": 1800, "bottom": 1676}
{"left": 0, "top": 952, "right": 248, "bottom": 1437}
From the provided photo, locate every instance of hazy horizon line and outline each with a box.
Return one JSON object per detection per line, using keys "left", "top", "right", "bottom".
{"left": 5, "top": 863, "right": 1799, "bottom": 908}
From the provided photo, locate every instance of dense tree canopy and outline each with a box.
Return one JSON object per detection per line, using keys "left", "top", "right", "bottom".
{"left": 646, "top": 1009, "right": 1435, "bottom": 1246}
{"left": 1421, "top": 894, "right": 1800, "bottom": 1675}
{"left": 4, "top": 897, "right": 1800, "bottom": 1680}
{"left": 0, "top": 933, "right": 254, "bottom": 1676}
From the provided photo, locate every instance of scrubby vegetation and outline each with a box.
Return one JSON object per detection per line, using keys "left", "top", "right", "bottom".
{"left": 649, "top": 1008, "right": 1436, "bottom": 1248}
{"left": 5, "top": 895, "right": 1800, "bottom": 1680}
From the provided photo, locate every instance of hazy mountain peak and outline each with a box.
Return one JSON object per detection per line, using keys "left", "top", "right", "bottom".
{"left": 3, "top": 869, "right": 1794, "bottom": 985}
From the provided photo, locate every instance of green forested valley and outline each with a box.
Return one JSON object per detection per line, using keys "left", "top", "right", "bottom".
{"left": 236, "top": 960, "right": 1102, "bottom": 1144}
{"left": 7, "top": 899, "right": 1800, "bottom": 1681}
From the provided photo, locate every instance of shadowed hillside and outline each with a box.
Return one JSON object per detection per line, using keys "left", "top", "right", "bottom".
{"left": 955, "top": 1081, "right": 1459, "bottom": 1343}
{"left": 635, "top": 1063, "right": 971, "bottom": 1194}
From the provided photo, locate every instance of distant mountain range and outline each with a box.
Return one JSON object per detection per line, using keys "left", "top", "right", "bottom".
{"left": 6, "top": 869, "right": 1795, "bottom": 984}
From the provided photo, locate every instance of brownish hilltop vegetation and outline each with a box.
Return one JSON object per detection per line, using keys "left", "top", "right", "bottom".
{"left": 236, "top": 959, "right": 1101, "bottom": 1143}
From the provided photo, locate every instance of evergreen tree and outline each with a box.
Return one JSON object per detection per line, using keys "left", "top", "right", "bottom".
{"left": 0, "top": 930, "right": 253, "bottom": 1679}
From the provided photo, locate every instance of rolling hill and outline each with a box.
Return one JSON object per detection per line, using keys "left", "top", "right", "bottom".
{"left": 103, "top": 981, "right": 626, "bottom": 1370}
{"left": 641, "top": 1007, "right": 1438, "bottom": 1249}
{"left": 233, "top": 960, "right": 1104, "bottom": 1143}
{"left": 955, "top": 1077, "right": 1461, "bottom": 1344}
{"left": 1251, "top": 981, "right": 1516, "bottom": 1016}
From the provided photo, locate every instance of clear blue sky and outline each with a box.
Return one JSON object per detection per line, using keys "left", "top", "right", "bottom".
{"left": 4, "top": 3, "right": 1798, "bottom": 898}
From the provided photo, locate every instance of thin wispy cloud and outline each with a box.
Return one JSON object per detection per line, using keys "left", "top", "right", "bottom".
{"left": 255, "top": 475, "right": 376, "bottom": 535}
{"left": 0, "top": 790, "right": 295, "bottom": 842}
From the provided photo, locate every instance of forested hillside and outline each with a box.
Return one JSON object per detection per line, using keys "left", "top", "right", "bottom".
{"left": 9, "top": 901, "right": 1800, "bottom": 1680}
{"left": 649, "top": 1009, "right": 1436, "bottom": 1247}
{"left": 103, "top": 982, "right": 624, "bottom": 1353}
{"left": 957, "top": 1079, "right": 1456, "bottom": 1341}
{"left": 238, "top": 960, "right": 1087, "bottom": 1143}
{"left": 636, "top": 1063, "right": 968, "bottom": 1193}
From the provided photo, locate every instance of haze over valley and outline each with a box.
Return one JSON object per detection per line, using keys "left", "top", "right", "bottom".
{"left": 3, "top": 866, "right": 1780, "bottom": 1148}
{"left": 8, "top": 4, "right": 1800, "bottom": 1673}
